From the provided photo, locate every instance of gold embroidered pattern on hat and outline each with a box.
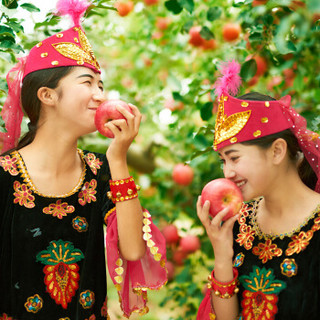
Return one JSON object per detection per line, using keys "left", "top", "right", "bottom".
{"left": 214, "top": 95, "right": 251, "bottom": 149}
{"left": 51, "top": 28, "right": 100, "bottom": 71}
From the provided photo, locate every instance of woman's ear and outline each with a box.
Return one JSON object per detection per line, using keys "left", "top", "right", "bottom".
{"left": 37, "top": 87, "right": 57, "bottom": 106}
{"left": 270, "top": 138, "right": 288, "bottom": 165}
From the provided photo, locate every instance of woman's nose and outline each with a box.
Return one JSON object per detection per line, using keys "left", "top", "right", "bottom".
{"left": 223, "top": 163, "right": 236, "bottom": 179}
{"left": 93, "top": 89, "right": 105, "bottom": 102}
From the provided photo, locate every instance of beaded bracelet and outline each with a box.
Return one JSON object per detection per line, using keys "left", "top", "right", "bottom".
{"left": 208, "top": 267, "right": 239, "bottom": 299}
{"left": 107, "top": 176, "right": 140, "bottom": 203}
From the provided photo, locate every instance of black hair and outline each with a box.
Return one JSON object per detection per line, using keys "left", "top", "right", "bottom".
{"left": 2, "top": 66, "right": 74, "bottom": 155}
{"left": 238, "top": 92, "right": 317, "bottom": 190}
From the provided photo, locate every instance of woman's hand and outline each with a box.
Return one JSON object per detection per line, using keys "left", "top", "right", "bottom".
{"left": 197, "top": 196, "right": 239, "bottom": 264}
{"left": 105, "top": 103, "right": 141, "bottom": 163}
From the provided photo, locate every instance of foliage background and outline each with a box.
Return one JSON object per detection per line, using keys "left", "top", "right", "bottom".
{"left": 1, "top": 0, "right": 320, "bottom": 318}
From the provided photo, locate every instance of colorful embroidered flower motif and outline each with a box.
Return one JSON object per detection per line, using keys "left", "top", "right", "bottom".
{"left": 36, "top": 240, "right": 84, "bottom": 309}
{"left": 78, "top": 179, "right": 97, "bottom": 206}
{"left": 24, "top": 294, "right": 43, "bottom": 313}
{"left": 43, "top": 199, "right": 75, "bottom": 219}
{"left": 280, "top": 258, "right": 298, "bottom": 277}
{"left": 13, "top": 181, "right": 35, "bottom": 208}
{"left": 0, "top": 154, "right": 19, "bottom": 175}
{"left": 85, "top": 315, "right": 96, "bottom": 320}
{"left": 59, "top": 318, "right": 71, "bottom": 320}
{"left": 72, "top": 216, "right": 88, "bottom": 232}
{"left": 240, "top": 266, "right": 286, "bottom": 320}
{"left": 0, "top": 313, "right": 14, "bottom": 320}
{"left": 85, "top": 153, "right": 103, "bottom": 175}
{"left": 285, "top": 230, "right": 313, "bottom": 256}
{"left": 233, "top": 252, "right": 245, "bottom": 267}
{"left": 80, "top": 290, "right": 95, "bottom": 309}
{"left": 252, "top": 239, "right": 282, "bottom": 263}
{"left": 236, "top": 224, "right": 255, "bottom": 250}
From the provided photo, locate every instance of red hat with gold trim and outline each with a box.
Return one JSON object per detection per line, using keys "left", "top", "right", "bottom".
{"left": 213, "top": 60, "right": 320, "bottom": 192}
{"left": 23, "top": 0, "right": 100, "bottom": 78}
{"left": 0, "top": 0, "right": 100, "bottom": 154}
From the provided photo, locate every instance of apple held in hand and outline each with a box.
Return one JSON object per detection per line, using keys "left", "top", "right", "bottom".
{"left": 94, "top": 99, "right": 132, "bottom": 138}
{"left": 201, "top": 178, "right": 243, "bottom": 221}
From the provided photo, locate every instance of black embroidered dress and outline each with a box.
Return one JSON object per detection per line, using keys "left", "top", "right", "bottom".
{"left": 0, "top": 150, "right": 112, "bottom": 319}
{"left": 197, "top": 198, "right": 320, "bottom": 319}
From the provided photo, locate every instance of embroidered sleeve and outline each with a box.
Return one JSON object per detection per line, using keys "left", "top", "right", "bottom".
{"left": 105, "top": 208, "right": 167, "bottom": 318}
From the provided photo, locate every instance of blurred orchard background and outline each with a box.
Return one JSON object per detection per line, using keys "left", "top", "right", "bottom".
{"left": 1, "top": 0, "right": 320, "bottom": 318}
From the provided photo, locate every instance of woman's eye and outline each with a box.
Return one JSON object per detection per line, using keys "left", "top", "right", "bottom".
{"left": 231, "top": 157, "right": 239, "bottom": 162}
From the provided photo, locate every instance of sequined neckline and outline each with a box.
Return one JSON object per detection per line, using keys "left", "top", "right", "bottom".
{"left": 13, "top": 149, "right": 87, "bottom": 198}
{"left": 250, "top": 197, "right": 320, "bottom": 240}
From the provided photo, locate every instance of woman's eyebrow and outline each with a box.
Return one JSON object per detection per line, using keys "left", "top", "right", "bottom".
{"left": 77, "top": 74, "right": 103, "bottom": 85}
{"left": 218, "top": 149, "right": 239, "bottom": 157}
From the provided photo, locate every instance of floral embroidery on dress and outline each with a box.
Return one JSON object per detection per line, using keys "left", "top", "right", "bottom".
{"left": 252, "top": 239, "right": 282, "bottom": 263}
{"left": 79, "top": 290, "right": 95, "bottom": 309}
{"left": 84, "top": 153, "right": 103, "bottom": 175}
{"left": 24, "top": 294, "right": 43, "bottom": 313}
{"left": 101, "top": 296, "right": 108, "bottom": 318}
{"left": 0, "top": 314, "right": 14, "bottom": 320}
{"left": 72, "top": 216, "right": 89, "bottom": 232}
{"left": 85, "top": 315, "right": 96, "bottom": 320}
{"left": 233, "top": 252, "right": 245, "bottom": 267}
{"left": 78, "top": 179, "right": 97, "bottom": 206}
{"left": 43, "top": 199, "right": 75, "bottom": 219}
{"left": 240, "top": 266, "right": 286, "bottom": 320}
{"left": 36, "top": 240, "right": 84, "bottom": 309}
{"left": 285, "top": 230, "right": 313, "bottom": 256}
{"left": 280, "top": 258, "right": 298, "bottom": 277}
{"left": 0, "top": 154, "right": 19, "bottom": 175}
{"left": 236, "top": 224, "right": 255, "bottom": 250}
{"left": 13, "top": 181, "right": 35, "bottom": 208}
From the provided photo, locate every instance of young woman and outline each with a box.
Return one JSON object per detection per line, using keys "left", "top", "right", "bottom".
{"left": 0, "top": 1, "right": 167, "bottom": 319}
{"left": 197, "top": 61, "right": 320, "bottom": 320}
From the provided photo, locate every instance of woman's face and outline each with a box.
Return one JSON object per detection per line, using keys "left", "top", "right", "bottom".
{"left": 50, "top": 66, "right": 105, "bottom": 136}
{"left": 218, "top": 143, "right": 275, "bottom": 201}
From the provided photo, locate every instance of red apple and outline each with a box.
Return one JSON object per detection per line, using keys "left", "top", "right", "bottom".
{"left": 156, "top": 17, "right": 171, "bottom": 30}
{"left": 144, "top": 0, "right": 158, "bottom": 5}
{"left": 114, "top": 0, "right": 134, "bottom": 17}
{"left": 162, "top": 224, "right": 180, "bottom": 245}
{"left": 179, "top": 235, "right": 201, "bottom": 253}
{"left": 172, "top": 249, "right": 188, "bottom": 266}
{"left": 189, "top": 26, "right": 205, "bottom": 47}
{"left": 94, "top": 99, "right": 132, "bottom": 138}
{"left": 222, "top": 23, "right": 241, "bottom": 42}
{"left": 201, "top": 178, "right": 243, "bottom": 221}
{"left": 172, "top": 164, "right": 194, "bottom": 186}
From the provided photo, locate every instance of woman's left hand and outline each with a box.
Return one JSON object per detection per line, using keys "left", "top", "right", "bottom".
{"left": 105, "top": 103, "right": 141, "bottom": 162}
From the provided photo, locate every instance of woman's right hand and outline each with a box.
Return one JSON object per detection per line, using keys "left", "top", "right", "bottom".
{"left": 197, "top": 196, "right": 239, "bottom": 264}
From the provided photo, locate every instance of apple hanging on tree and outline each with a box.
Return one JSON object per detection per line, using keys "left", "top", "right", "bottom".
{"left": 94, "top": 99, "right": 133, "bottom": 138}
{"left": 172, "top": 164, "right": 194, "bottom": 186}
{"left": 201, "top": 178, "right": 243, "bottom": 221}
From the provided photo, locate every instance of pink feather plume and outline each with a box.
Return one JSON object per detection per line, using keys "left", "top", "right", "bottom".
{"left": 56, "top": 0, "right": 91, "bottom": 26}
{"left": 214, "top": 60, "right": 242, "bottom": 97}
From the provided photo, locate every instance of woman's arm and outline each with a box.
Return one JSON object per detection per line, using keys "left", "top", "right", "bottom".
{"left": 105, "top": 103, "right": 145, "bottom": 261}
{"left": 197, "top": 196, "right": 240, "bottom": 320}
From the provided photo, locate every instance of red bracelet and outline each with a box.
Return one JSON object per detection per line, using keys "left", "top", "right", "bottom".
{"left": 107, "top": 176, "right": 140, "bottom": 203}
{"left": 208, "top": 267, "right": 239, "bottom": 299}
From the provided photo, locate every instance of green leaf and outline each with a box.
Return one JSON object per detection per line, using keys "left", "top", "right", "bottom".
{"left": 0, "top": 40, "right": 23, "bottom": 52}
{"left": 200, "top": 102, "right": 213, "bottom": 121}
{"left": 165, "top": 0, "right": 183, "bottom": 14}
{"left": 293, "top": 73, "right": 305, "bottom": 92}
{"left": 20, "top": 3, "right": 40, "bottom": 12}
{"left": 0, "top": 77, "right": 8, "bottom": 94}
{"left": 6, "top": 20, "right": 24, "bottom": 33}
{"left": 207, "top": 6, "right": 222, "bottom": 21}
{"left": 181, "top": 20, "right": 194, "bottom": 33}
{"left": 200, "top": 26, "right": 214, "bottom": 40}
{"left": 240, "top": 59, "right": 257, "bottom": 81}
{"left": 177, "top": 0, "right": 194, "bottom": 13}
{"left": 173, "top": 91, "right": 183, "bottom": 101}
{"left": 0, "top": 25, "right": 14, "bottom": 37}
{"left": 274, "top": 16, "right": 297, "bottom": 54}
{"left": 2, "top": 0, "right": 18, "bottom": 9}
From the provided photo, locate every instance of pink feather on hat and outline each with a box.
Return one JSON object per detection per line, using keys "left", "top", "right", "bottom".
{"left": 214, "top": 60, "right": 242, "bottom": 98}
{"left": 56, "top": 0, "right": 91, "bottom": 26}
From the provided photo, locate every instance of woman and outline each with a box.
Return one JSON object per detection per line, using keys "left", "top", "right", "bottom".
{"left": 0, "top": 1, "right": 167, "bottom": 319}
{"left": 197, "top": 61, "right": 320, "bottom": 319}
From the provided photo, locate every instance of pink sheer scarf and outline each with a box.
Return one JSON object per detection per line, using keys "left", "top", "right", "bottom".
{"left": 0, "top": 57, "right": 26, "bottom": 154}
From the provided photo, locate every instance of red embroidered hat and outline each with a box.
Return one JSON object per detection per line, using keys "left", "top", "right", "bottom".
{"left": 213, "top": 60, "right": 320, "bottom": 192}
{"left": 0, "top": 0, "right": 100, "bottom": 154}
